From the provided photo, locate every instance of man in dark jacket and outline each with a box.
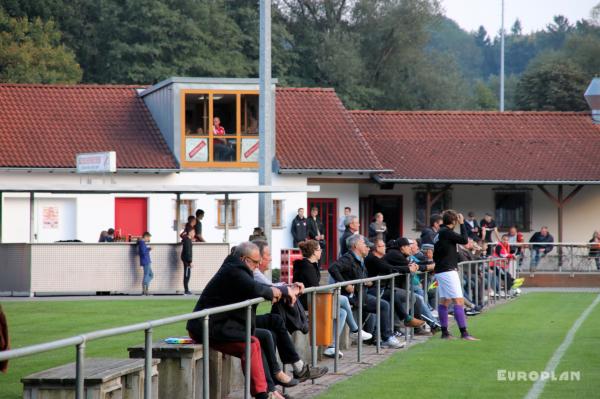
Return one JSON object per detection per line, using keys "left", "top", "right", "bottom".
{"left": 186, "top": 242, "right": 282, "bottom": 399}
{"left": 420, "top": 214, "right": 442, "bottom": 245}
{"left": 307, "top": 207, "right": 326, "bottom": 261}
{"left": 291, "top": 208, "right": 308, "bottom": 247}
{"left": 180, "top": 226, "right": 194, "bottom": 295}
{"left": 366, "top": 239, "right": 425, "bottom": 330}
{"left": 464, "top": 211, "right": 480, "bottom": 241}
{"left": 339, "top": 215, "right": 360, "bottom": 256}
{"left": 529, "top": 226, "right": 554, "bottom": 270}
{"left": 329, "top": 235, "right": 403, "bottom": 349}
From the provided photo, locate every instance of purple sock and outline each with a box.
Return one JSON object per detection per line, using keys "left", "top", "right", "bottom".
{"left": 453, "top": 304, "right": 467, "bottom": 329}
{"left": 438, "top": 304, "right": 449, "bottom": 328}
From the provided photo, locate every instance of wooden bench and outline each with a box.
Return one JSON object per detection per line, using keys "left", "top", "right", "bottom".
{"left": 22, "top": 358, "right": 159, "bottom": 399}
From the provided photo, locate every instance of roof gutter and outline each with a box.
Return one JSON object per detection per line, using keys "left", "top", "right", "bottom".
{"left": 0, "top": 167, "right": 180, "bottom": 174}
{"left": 373, "top": 175, "right": 600, "bottom": 185}
{"left": 279, "top": 168, "right": 394, "bottom": 175}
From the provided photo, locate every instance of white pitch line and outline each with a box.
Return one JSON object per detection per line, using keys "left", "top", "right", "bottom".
{"left": 524, "top": 293, "right": 600, "bottom": 399}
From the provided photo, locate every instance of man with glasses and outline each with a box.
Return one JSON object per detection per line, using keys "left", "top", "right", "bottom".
{"left": 186, "top": 242, "right": 282, "bottom": 399}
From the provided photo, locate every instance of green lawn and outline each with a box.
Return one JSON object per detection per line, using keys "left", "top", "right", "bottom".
{"left": 317, "top": 292, "right": 599, "bottom": 399}
{"left": 0, "top": 298, "right": 268, "bottom": 399}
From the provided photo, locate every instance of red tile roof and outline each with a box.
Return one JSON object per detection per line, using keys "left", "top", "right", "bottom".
{"left": 0, "top": 84, "right": 178, "bottom": 170}
{"left": 351, "top": 110, "right": 600, "bottom": 182}
{"left": 275, "top": 88, "right": 385, "bottom": 172}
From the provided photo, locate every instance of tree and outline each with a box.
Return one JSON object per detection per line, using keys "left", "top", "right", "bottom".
{"left": 511, "top": 19, "right": 523, "bottom": 36}
{"left": 0, "top": 7, "right": 81, "bottom": 83}
{"left": 471, "top": 80, "right": 498, "bottom": 110}
{"left": 515, "top": 54, "right": 588, "bottom": 111}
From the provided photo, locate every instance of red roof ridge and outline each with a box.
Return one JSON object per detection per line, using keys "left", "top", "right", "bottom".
{"left": 350, "top": 109, "right": 590, "bottom": 115}
{"left": 0, "top": 83, "right": 147, "bottom": 89}
{"left": 278, "top": 87, "right": 335, "bottom": 92}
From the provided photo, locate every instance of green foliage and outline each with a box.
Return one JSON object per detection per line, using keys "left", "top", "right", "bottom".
{"left": 515, "top": 53, "right": 589, "bottom": 111}
{"left": 0, "top": 7, "right": 81, "bottom": 83}
{"left": 472, "top": 80, "right": 498, "bottom": 110}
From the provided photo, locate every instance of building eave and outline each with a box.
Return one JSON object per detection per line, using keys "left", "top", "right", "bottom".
{"left": 373, "top": 175, "right": 600, "bottom": 185}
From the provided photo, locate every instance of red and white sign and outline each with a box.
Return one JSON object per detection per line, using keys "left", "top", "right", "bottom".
{"left": 186, "top": 138, "right": 208, "bottom": 162}
{"left": 241, "top": 138, "right": 259, "bottom": 163}
{"left": 76, "top": 152, "right": 117, "bottom": 173}
{"left": 42, "top": 206, "right": 59, "bottom": 229}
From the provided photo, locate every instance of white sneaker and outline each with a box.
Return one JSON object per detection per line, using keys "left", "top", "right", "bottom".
{"left": 431, "top": 310, "right": 439, "bottom": 318}
{"left": 323, "top": 346, "right": 343, "bottom": 358}
{"left": 381, "top": 336, "right": 405, "bottom": 349}
{"left": 350, "top": 329, "right": 373, "bottom": 342}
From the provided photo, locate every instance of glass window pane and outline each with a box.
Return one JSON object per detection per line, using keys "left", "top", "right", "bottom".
{"left": 213, "top": 138, "right": 237, "bottom": 162}
{"left": 185, "top": 94, "right": 208, "bottom": 135}
{"left": 219, "top": 200, "right": 236, "bottom": 226}
{"left": 212, "top": 94, "right": 236, "bottom": 135}
{"left": 185, "top": 138, "right": 209, "bottom": 162}
{"left": 242, "top": 95, "right": 259, "bottom": 135}
{"left": 241, "top": 138, "right": 259, "bottom": 163}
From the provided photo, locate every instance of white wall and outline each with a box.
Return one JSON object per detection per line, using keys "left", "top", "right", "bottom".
{"left": 0, "top": 170, "right": 309, "bottom": 271}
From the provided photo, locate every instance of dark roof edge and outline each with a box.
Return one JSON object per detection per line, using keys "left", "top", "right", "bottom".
{"left": 373, "top": 175, "right": 600, "bottom": 185}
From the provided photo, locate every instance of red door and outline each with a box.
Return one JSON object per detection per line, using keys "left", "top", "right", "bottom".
{"left": 115, "top": 198, "right": 148, "bottom": 241}
{"left": 307, "top": 198, "right": 337, "bottom": 269}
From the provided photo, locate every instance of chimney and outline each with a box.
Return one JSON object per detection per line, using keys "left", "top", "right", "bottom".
{"left": 584, "top": 78, "right": 600, "bottom": 124}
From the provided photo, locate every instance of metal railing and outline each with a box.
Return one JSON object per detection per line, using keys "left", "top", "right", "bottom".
{"left": 487, "top": 242, "right": 600, "bottom": 273}
{"left": 0, "top": 258, "right": 514, "bottom": 399}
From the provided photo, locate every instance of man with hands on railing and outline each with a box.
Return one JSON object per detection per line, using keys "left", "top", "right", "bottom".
{"left": 186, "top": 242, "right": 282, "bottom": 399}
{"left": 329, "top": 235, "right": 404, "bottom": 349}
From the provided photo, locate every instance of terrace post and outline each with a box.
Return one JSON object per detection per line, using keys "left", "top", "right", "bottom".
{"left": 76, "top": 342, "right": 85, "bottom": 399}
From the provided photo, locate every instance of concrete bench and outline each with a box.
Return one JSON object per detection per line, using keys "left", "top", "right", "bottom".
{"left": 22, "top": 358, "right": 159, "bottom": 399}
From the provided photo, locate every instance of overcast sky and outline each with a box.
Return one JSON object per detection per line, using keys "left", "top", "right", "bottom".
{"left": 440, "top": 0, "right": 599, "bottom": 35}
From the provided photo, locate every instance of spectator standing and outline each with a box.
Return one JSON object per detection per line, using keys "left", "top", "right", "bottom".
{"left": 106, "top": 228, "right": 115, "bottom": 242}
{"left": 291, "top": 208, "right": 308, "bottom": 247}
{"left": 181, "top": 226, "right": 195, "bottom": 295}
{"left": 98, "top": 230, "right": 108, "bottom": 242}
{"left": 464, "top": 212, "right": 480, "bottom": 241}
{"left": 339, "top": 215, "right": 360, "bottom": 256}
{"left": 529, "top": 226, "right": 554, "bottom": 270}
{"left": 186, "top": 242, "right": 282, "bottom": 399}
{"left": 249, "top": 227, "right": 267, "bottom": 242}
{"left": 420, "top": 214, "right": 443, "bottom": 245}
{"left": 337, "top": 207, "right": 351, "bottom": 234}
{"left": 307, "top": 207, "right": 326, "bottom": 257}
{"left": 368, "top": 212, "right": 387, "bottom": 243}
{"left": 194, "top": 209, "right": 206, "bottom": 242}
{"left": 138, "top": 232, "right": 153, "bottom": 295}
{"left": 480, "top": 213, "right": 500, "bottom": 256}
{"left": 589, "top": 231, "right": 600, "bottom": 270}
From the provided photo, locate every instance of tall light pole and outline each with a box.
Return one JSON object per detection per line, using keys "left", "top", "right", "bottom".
{"left": 259, "top": 0, "right": 273, "bottom": 246}
{"left": 500, "top": 0, "right": 505, "bottom": 111}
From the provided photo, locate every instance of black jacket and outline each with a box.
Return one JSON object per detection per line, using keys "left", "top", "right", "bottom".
{"left": 181, "top": 236, "right": 193, "bottom": 263}
{"left": 530, "top": 232, "right": 554, "bottom": 253}
{"left": 339, "top": 228, "right": 354, "bottom": 255}
{"left": 383, "top": 249, "right": 413, "bottom": 289}
{"left": 307, "top": 217, "right": 324, "bottom": 240}
{"left": 433, "top": 224, "right": 468, "bottom": 273}
{"left": 328, "top": 252, "right": 368, "bottom": 308}
{"left": 293, "top": 258, "right": 321, "bottom": 309}
{"left": 464, "top": 219, "right": 480, "bottom": 240}
{"left": 291, "top": 216, "right": 308, "bottom": 246}
{"left": 186, "top": 255, "right": 273, "bottom": 342}
{"left": 420, "top": 227, "right": 437, "bottom": 245}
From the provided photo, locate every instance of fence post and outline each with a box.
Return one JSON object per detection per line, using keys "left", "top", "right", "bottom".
{"left": 404, "top": 273, "right": 410, "bottom": 343}
{"left": 504, "top": 260, "right": 509, "bottom": 300}
{"left": 202, "top": 316, "right": 210, "bottom": 399}
{"left": 474, "top": 263, "right": 479, "bottom": 308}
{"left": 357, "top": 282, "right": 363, "bottom": 363}
{"left": 376, "top": 280, "right": 381, "bottom": 354}
{"left": 467, "top": 264, "right": 472, "bottom": 301}
{"left": 244, "top": 305, "right": 251, "bottom": 399}
{"left": 144, "top": 327, "right": 153, "bottom": 399}
{"left": 76, "top": 342, "right": 85, "bottom": 399}
{"left": 389, "top": 276, "right": 395, "bottom": 329}
{"left": 334, "top": 287, "right": 341, "bottom": 372}
{"left": 310, "top": 291, "right": 317, "bottom": 369}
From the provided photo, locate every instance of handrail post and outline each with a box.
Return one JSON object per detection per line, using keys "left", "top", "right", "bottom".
{"left": 504, "top": 260, "right": 508, "bottom": 300}
{"left": 409, "top": 276, "right": 414, "bottom": 343}
{"left": 357, "top": 282, "right": 363, "bottom": 363}
{"left": 202, "top": 316, "right": 210, "bottom": 399}
{"left": 244, "top": 305, "right": 251, "bottom": 399}
{"left": 76, "top": 342, "right": 85, "bottom": 399}
{"left": 334, "top": 287, "right": 341, "bottom": 372}
{"left": 404, "top": 273, "right": 410, "bottom": 343}
{"left": 376, "top": 280, "right": 381, "bottom": 353}
{"left": 474, "top": 263, "right": 479, "bottom": 308}
{"left": 467, "top": 264, "right": 472, "bottom": 301}
{"left": 144, "top": 327, "right": 152, "bottom": 399}
{"left": 389, "top": 276, "right": 395, "bottom": 329}
{"left": 423, "top": 272, "right": 428, "bottom": 312}
{"left": 310, "top": 291, "right": 317, "bottom": 369}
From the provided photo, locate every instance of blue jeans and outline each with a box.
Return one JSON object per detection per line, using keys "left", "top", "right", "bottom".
{"left": 142, "top": 263, "right": 154, "bottom": 286}
{"left": 333, "top": 294, "right": 360, "bottom": 342}
{"left": 530, "top": 249, "right": 544, "bottom": 269}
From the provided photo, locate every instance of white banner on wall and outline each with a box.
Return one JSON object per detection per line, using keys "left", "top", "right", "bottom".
{"left": 76, "top": 152, "right": 117, "bottom": 173}
{"left": 186, "top": 138, "right": 209, "bottom": 162}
